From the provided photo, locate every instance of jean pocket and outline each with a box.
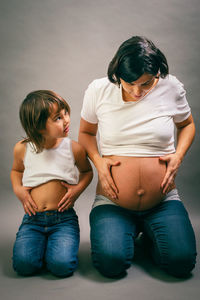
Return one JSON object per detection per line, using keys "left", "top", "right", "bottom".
{"left": 22, "top": 214, "right": 35, "bottom": 225}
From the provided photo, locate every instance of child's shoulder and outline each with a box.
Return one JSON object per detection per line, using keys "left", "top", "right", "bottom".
{"left": 13, "top": 140, "right": 27, "bottom": 157}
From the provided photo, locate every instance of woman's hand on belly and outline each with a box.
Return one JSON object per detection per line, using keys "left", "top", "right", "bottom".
{"left": 57, "top": 182, "right": 81, "bottom": 212}
{"left": 99, "top": 156, "right": 167, "bottom": 211}
{"left": 96, "top": 157, "right": 121, "bottom": 199}
{"left": 159, "top": 153, "right": 181, "bottom": 194}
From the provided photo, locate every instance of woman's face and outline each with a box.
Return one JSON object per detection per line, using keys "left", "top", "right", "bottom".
{"left": 120, "top": 73, "right": 158, "bottom": 101}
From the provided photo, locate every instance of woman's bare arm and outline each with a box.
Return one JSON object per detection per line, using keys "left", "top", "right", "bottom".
{"left": 160, "top": 114, "right": 195, "bottom": 193}
{"left": 78, "top": 118, "right": 120, "bottom": 199}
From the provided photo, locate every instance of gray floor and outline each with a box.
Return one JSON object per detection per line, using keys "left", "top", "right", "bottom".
{"left": 0, "top": 0, "right": 200, "bottom": 299}
{"left": 0, "top": 188, "right": 200, "bottom": 300}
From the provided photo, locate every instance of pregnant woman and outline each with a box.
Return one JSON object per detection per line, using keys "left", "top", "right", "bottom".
{"left": 79, "top": 36, "right": 197, "bottom": 278}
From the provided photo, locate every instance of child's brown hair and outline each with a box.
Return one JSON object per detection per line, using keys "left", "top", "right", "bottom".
{"left": 20, "top": 90, "right": 70, "bottom": 153}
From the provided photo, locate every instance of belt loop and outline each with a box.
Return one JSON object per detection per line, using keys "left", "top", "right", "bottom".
{"left": 57, "top": 210, "right": 61, "bottom": 223}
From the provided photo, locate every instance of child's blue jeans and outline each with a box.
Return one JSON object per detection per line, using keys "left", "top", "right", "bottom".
{"left": 90, "top": 194, "right": 197, "bottom": 278}
{"left": 13, "top": 208, "right": 80, "bottom": 277}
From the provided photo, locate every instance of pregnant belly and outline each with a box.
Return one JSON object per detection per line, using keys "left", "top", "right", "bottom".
{"left": 97, "top": 156, "right": 167, "bottom": 211}
{"left": 30, "top": 180, "right": 67, "bottom": 212}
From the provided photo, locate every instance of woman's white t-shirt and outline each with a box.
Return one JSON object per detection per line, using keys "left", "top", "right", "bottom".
{"left": 81, "top": 75, "right": 191, "bottom": 157}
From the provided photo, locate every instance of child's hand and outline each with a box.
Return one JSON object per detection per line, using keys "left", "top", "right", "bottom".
{"left": 58, "top": 182, "right": 80, "bottom": 212}
{"left": 15, "top": 186, "right": 38, "bottom": 216}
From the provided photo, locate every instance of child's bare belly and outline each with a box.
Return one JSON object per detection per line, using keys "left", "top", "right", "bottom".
{"left": 96, "top": 156, "right": 167, "bottom": 211}
{"left": 30, "top": 180, "right": 67, "bottom": 212}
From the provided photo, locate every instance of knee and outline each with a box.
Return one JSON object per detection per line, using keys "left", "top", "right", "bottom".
{"left": 13, "top": 254, "right": 42, "bottom": 276}
{"left": 46, "top": 257, "right": 78, "bottom": 278}
{"left": 91, "top": 248, "right": 131, "bottom": 278}
{"left": 163, "top": 249, "right": 197, "bottom": 278}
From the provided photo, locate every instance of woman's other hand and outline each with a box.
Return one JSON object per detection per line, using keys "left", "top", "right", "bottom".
{"left": 159, "top": 153, "right": 181, "bottom": 194}
{"left": 96, "top": 157, "right": 120, "bottom": 199}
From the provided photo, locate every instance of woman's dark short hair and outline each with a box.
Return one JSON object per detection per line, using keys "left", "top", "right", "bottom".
{"left": 20, "top": 90, "right": 70, "bottom": 153}
{"left": 108, "top": 36, "right": 169, "bottom": 85}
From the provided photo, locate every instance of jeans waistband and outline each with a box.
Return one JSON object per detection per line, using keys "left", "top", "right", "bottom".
{"left": 92, "top": 188, "right": 181, "bottom": 209}
{"left": 25, "top": 208, "right": 74, "bottom": 216}
{"left": 23, "top": 208, "right": 77, "bottom": 226}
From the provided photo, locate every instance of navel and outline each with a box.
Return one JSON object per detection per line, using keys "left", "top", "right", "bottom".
{"left": 137, "top": 188, "right": 145, "bottom": 196}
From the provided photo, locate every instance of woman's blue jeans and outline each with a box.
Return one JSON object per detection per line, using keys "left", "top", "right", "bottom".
{"left": 13, "top": 209, "right": 80, "bottom": 277}
{"left": 90, "top": 198, "right": 197, "bottom": 278}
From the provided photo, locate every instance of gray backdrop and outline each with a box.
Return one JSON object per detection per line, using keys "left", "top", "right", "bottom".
{"left": 0, "top": 0, "right": 199, "bottom": 300}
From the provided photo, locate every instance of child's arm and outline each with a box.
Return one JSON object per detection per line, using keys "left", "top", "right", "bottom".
{"left": 58, "top": 141, "right": 93, "bottom": 212}
{"left": 10, "top": 141, "right": 38, "bottom": 216}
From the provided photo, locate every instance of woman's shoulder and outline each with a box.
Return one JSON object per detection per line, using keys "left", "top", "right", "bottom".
{"left": 161, "top": 74, "right": 184, "bottom": 88}
{"left": 159, "top": 74, "right": 185, "bottom": 95}
{"left": 88, "top": 77, "right": 114, "bottom": 91}
{"left": 86, "top": 77, "right": 119, "bottom": 102}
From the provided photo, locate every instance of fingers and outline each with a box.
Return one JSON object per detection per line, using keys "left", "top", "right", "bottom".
{"left": 61, "top": 181, "right": 70, "bottom": 188}
{"left": 24, "top": 201, "right": 37, "bottom": 216}
{"left": 162, "top": 180, "right": 175, "bottom": 194}
{"left": 161, "top": 170, "right": 176, "bottom": 194}
{"left": 111, "top": 160, "right": 121, "bottom": 167}
{"left": 23, "top": 194, "right": 38, "bottom": 216}
{"left": 159, "top": 156, "right": 168, "bottom": 162}
{"left": 160, "top": 154, "right": 180, "bottom": 194}
{"left": 58, "top": 201, "right": 73, "bottom": 212}
{"left": 58, "top": 198, "right": 73, "bottom": 212}
{"left": 104, "top": 176, "right": 118, "bottom": 199}
{"left": 99, "top": 158, "right": 120, "bottom": 199}
{"left": 99, "top": 168, "right": 119, "bottom": 199}
{"left": 57, "top": 192, "right": 72, "bottom": 212}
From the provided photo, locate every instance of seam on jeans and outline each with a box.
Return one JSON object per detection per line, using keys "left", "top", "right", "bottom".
{"left": 143, "top": 219, "right": 168, "bottom": 269}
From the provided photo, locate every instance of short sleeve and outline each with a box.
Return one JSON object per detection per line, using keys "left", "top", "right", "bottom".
{"left": 81, "top": 81, "right": 98, "bottom": 124}
{"left": 173, "top": 80, "right": 191, "bottom": 123}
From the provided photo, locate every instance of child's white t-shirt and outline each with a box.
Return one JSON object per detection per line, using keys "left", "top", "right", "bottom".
{"left": 22, "top": 137, "right": 79, "bottom": 187}
{"left": 81, "top": 75, "right": 191, "bottom": 157}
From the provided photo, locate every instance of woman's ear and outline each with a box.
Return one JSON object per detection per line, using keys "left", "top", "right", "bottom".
{"left": 155, "top": 71, "right": 160, "bottom": 79}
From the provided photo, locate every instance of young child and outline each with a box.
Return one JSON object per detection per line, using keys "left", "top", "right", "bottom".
{"left": 10, "top": 90, "right": 93, "bottom": 277}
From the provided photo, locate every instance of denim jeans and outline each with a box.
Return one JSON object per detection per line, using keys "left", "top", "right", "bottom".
{"left": 90, "top": 195, "right": 197, "bottom": 278}
{"left": 13, "top": 208, "right": 80, "bottom": 277}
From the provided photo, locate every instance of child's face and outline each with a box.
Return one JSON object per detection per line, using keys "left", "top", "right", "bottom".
{"left": 42, "top": 103, "right": 70, "bottom": 140}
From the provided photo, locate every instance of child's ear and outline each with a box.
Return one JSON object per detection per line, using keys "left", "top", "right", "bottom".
{"left": 39, "top": 129, "right": 46, "bottom": 135}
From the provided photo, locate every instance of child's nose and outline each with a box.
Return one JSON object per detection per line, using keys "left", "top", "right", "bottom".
{"left": 64, "top": 115, "right": 70, "bottom": 124}
{"left": 64, "top": 117, "right": 69, "bottom": 124}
